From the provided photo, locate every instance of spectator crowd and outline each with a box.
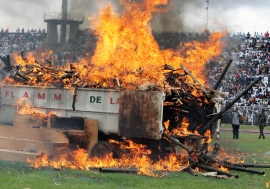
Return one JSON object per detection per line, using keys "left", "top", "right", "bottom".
{"left": 205, "top": 31, "right": 270, "bottom": 124}
{"left": 207, "top": 31, "right": 270, "bottom": 109}
{"left": 0, "top": 28, "right": 46, "bottom": 56}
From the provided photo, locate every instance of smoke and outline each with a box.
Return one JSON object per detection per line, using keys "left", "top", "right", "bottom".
{"left": 1, "top": 0, "right": 270, "bottom": 33}
{"left": 66, "top": 0, "right": 270, "bottom": 35}
{"left": 67, "top": 0, "right": 207, "bottom": 32}
{"left": 150, "top": 0, "right": 203, "bottom": 32}
{"left": 67, "top": 0, "right": 200, "bottom": 31}
{"left": 69, "top": 0, "right": 124, "bottom": 29}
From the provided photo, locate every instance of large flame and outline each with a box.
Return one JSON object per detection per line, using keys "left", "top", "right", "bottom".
{"left": 28, "top": 140, "right": 189, "bottom": 177}
{"left": 28, "top": 138, "right": 242, "bottom": 177}
{"left": 2, "top": 1, "right": 224, "bottom": 89}
{"left": 87, "top": 0, "right": 225, "bottom": 88}
{"left": 171, "top": 117, "right": 199, "bottom": 136}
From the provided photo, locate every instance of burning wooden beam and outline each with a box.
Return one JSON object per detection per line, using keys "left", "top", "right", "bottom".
{"left": 72, "top": 87, "right": 77, "bottom": 111}
{"left": 180, "top": 63, "right": 209, "bottom": 96}
{"left": 204, "top": 86, "right": 227, "bottom": 98}
{"left": 184, "top": 167, "right": 198, "bottom": 176}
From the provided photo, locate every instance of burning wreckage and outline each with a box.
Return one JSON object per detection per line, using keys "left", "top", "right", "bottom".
{"left": 0, "top": 0, "right": 268, "bottom": 178}
{"left": 0, "top": 53, "right": 267, "bottom": 178}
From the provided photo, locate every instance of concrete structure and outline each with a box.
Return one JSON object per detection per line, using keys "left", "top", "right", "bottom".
{"left": 44, "top": 0, "right": 84, "bottom": 43}
{"left": 60, "top": 0, "right": 68, "bottom": 43}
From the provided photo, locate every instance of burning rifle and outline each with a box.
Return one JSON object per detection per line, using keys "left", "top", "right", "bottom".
{"left": 10, "top": 64, "right": 30, "bottom": 81}
{"left": 228, "top": 163, "right": 270, "bottom": 168}
{"left": 222, "top": 163, "right": 265, "bottom": 175}
{"left": 163, "top": 132, "right": 194, "bottom": 154}
{"left": 193, "top": 147, "right": 266, "bottom": 176}
{"left": 0, "top": 55, "right": 30, "bottom": 82}
{"left": 198, "top": 77, "right": 262, "bottom": 135}
{"left": 0, "top": 55, "right": 12, "bottom": 73}
{"left": 212, "top": 59, "right": 233, "bottom": 90}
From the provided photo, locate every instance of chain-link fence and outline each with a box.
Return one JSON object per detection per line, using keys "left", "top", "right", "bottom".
{"left": 221, "top": 106, "right": 270, "bottom": 126}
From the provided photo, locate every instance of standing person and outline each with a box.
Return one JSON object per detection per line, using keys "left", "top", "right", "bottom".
{"left": 230, "top": 107, "right": 241, "bottom": 139}
{"left": 258, "top": 108, "right": 267, "bottom": 139}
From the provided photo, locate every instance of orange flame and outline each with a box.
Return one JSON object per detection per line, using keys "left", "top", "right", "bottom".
{"left": 14, "top": 98, "right": 58, "bottom": 120}
{"left": 171, "top": 117, "right": 199, "bottom": 136}
{"left": 28, "top": 140, "right": 189, "bottom": 177}
{"left": 2, "top": 1, "right": 224, "bottom": 89}
{"left": 219, "top": 166, "right": 229, "bottom": 172}
{"left": 87, "top": 0, "right": 225, "bottom": 89}
{"left": 204, "top": 129, "right": 212, "bottom": 143}
{"left": 163, "top": 120, "right": 170, "bottom": 130}
{"left": 8, "top": 0, "right": 226, "bottom": 176}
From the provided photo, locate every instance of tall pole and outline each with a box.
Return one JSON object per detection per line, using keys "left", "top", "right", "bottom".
{"left": 206, "top": 0, "right": 209, "bottom": 29}
{"left": 60, "top": 0, "right": 68, "bottom": 43}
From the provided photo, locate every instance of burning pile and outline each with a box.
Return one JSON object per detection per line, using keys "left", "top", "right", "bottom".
{"left": 27, "top": 135, "right": 270, "bottom": 178}
{"left": 16, "top": 65, "right": 261, "bottom": 178}
{"left": 1, "top": 1, "right": 225, "bottom": 89}
{"left": 1, "top": 0, "right": 264, "bottom": 178}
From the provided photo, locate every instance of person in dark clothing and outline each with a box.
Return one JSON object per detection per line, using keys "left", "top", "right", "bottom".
{"left": 258, "top": 108, "right": 267, "bottom": 139}
{"left": 246, "top": 32, "right": 251, "bottom": 39}
{"left": 230, "top": 107, "right": 241, "bottom": 139}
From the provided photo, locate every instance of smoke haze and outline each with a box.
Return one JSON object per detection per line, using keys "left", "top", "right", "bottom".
{"left": 1, "top": 0, "right": 270, "bottom": 34}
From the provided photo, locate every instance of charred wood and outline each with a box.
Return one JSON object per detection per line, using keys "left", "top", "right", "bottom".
{"left": 99, "top": 168, "right": 138, "bottom": 173}
{"left": 184, "top": 167, "right": 198, "bottom": 176}
{"left": 180, "top": 63, "right": 209, "bottom": 96}
{"left": 163, "top": 133, "right": 194, "bottom": 154}
{"left": 72, "top": 87, "right": 77, "bottom": 111}
{"left": 195, "top": 163, "right": 238, "bottom": 178}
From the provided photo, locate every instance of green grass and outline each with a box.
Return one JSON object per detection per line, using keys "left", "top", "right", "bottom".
{"left": 1, "top": 132, "right": 270, "bottom": 189}
{"left": 1, "top": 161, "right": 269, "bottom": 189}
{"left": 222, "top": 123, "right": 270, "bottom": 131}
{"left": 215, "top": 132, "right": 270, "bottom": 163}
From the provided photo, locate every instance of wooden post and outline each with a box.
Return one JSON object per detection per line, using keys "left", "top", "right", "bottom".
{"left": 13, "top": 113, "right": 47, "bottom": 128}
{"left": 84, "top": 118, "right": 98, "bottom": 155}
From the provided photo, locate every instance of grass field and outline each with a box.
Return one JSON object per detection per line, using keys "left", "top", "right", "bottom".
{"left": 222, "top": 123, "right": 270, "bottom": 131}
{"left": 1, "top": 132, "right": 270, "bottom": 189}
